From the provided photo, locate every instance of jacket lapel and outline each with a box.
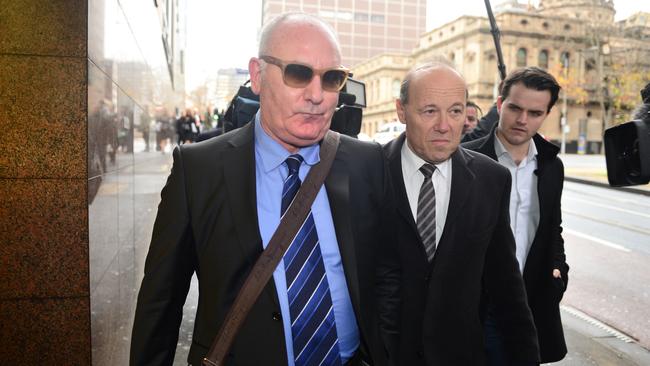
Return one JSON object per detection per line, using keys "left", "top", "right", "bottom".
{"left": 439, "top": 148, "right": 475, "bottom": 246}
{"left": 324, "top": 143, "right": 362, "bottom": 316}
{"left": 222, "top": 123, "right": 264, "bottom": 267}
{"left": 385, "top": 134, "right": 419, "bottom": 233}
{"left": 475, "top": 127, "right": 498, "bottom": 159}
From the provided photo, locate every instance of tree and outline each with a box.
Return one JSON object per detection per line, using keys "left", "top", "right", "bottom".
{"left": 548, "top": 61, "right": 589, "bottom": 106}
{"left": 606, "top": 56, "right": 650, "bottom": 124}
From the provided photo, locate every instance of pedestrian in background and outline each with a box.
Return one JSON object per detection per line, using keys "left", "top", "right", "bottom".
{"left": 463, "top": 100, "right": 483, "bottom": 136}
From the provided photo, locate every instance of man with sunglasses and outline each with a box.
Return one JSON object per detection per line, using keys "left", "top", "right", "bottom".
{"left": 131, "top": 13, "right": 400, "bottom": 366}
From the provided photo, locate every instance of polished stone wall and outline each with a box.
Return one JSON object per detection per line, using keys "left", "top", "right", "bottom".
{"left": 0, "top": 0, "right": 90, "bottom": 363}
{"left": 1, "top": 0, "right": 182, "bottom": 363}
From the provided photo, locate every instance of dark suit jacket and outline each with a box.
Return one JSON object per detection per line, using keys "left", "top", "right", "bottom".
{"left": 130, "top": 122, "right": 400, "bottom": 366}
{"left": 462, "top": 130, "right": 569, "bottom": 362}
{"left": 383, "top": 134, "right": 539, "bottom": 366}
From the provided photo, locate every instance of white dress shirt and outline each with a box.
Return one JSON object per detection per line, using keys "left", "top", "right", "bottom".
{"left": 494, "top": 136, "right": 540, "bottom": 273}
{"left": 401, "top": 141, "right": 452, "bottom": 247}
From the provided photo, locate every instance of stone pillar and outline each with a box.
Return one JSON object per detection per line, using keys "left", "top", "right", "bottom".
{"left": 0, "top": 0, "right": 91, "bottom": 364}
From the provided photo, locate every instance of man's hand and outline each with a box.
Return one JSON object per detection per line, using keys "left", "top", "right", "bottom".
{"left": 552, "top": 269, "right": 561, "bottom": 278}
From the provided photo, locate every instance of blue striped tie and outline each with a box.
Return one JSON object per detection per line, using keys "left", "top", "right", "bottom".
{"left": 282, "top": 154, "right": 342, "bottom": 366}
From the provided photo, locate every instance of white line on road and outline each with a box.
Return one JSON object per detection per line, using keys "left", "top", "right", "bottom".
{"left": 563, "top": 209, "right": 650, "bottom": 236}
{"left": 564, "top": 228, "right": 632, "bottom": 252}
{"left": 565, "top": 196, "right": 650, "bottom": 219}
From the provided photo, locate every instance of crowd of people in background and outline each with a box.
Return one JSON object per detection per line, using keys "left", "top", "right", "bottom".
{"left": 89, "top": 101, "right": 225, "bottom": 181}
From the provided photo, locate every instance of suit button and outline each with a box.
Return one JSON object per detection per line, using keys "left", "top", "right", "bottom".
{"left": 424, "top": 275, "right": 430, "bottom": 282}
{"left": 272, "top": 312, "right": 282, "bottom": 321}
{"left": 417, "top": 350, "right": 424, "bottom": 358}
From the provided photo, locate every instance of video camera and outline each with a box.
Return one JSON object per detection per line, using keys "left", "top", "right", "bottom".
{"left": 604, "top": 82, "right": 650, "bottom": 187}
{"left": 222, "top": 78, "right": 366, "bottom": 138}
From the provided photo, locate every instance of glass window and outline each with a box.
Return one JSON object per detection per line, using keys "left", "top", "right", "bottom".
{"left": 355, "top": 12, "right": 369, "bottom": 22}
{"left": 538, "top": 50, "right": 549, "bottom": 69}
{"left": 392, "top": 79, "right": 400, "bottom": 98}
{"left": 561, "top": 52, "right": 570, "bottom": 69}
{"left": 517, "top": 48, "right": 527, "bottom": 67}
{"left": 371, "top": 14, "right": 385, "bottom": 23}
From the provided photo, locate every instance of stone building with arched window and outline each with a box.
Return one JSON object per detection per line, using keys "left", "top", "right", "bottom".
{"left": 352, "top": 0, "right": 650, "bottom": 153}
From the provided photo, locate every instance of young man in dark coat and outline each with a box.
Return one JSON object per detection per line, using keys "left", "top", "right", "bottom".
{"left": 463, "top": 66, "right": 569, "bottom": 364}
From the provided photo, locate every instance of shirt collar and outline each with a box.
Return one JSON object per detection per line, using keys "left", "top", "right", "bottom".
{"left": 254, "top": 111, "right": 321, "bottom": 173}
{"left": 401, "top": 138, "right": 451, "bottom": 180}
{"left": 494, "top": 132, "right": 538, "bottom": 164}
{"left": 494, "top": 132, "right": 537, "bottom": 167}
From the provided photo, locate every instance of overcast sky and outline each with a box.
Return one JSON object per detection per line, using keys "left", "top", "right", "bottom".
{"left": 185, "top": 0, "right": 650, "bottom": 90}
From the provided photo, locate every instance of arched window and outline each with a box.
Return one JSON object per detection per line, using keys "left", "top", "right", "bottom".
{"left": 538, "top": 50, "right": 549, "bottom": 69}
{"left": 392, "top": 79, "right": 401, "bottom": 99}
{"left": 561, "top": 52, "right": 570, "bottom": 69}
{"left": 517, "top": 48, "right": 527, "bottom": 67}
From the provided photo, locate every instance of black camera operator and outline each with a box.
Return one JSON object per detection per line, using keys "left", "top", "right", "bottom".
{"left": 604, "top": 82, "right": 650, "bottom": 187}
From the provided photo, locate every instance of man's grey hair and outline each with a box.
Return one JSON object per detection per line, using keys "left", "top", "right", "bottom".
{"left": 258, "top": 13, "right": 340, "bottom": 57}
{"left": 399, "top": 56, "right": 465, "bottom": 105}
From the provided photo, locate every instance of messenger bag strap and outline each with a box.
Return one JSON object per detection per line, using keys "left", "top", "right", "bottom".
{"left": 202, "top": 130, "right": 341, "bottom": 366}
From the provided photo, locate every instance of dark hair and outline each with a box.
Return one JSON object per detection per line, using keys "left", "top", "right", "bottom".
{"left": 466, "top": 100, "right": 483, "bottom": 117}
{"left": 500, "top": 67, "right": 561, "bottom": 113}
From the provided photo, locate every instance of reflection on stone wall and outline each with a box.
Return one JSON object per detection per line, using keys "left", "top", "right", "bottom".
{"left": 88, "top": 0, "right": 183, "bottom": 364}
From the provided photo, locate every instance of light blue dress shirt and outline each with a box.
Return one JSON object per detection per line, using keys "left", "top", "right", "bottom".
{"left": 253, "top": 113, "right": 359, "bottom": 365}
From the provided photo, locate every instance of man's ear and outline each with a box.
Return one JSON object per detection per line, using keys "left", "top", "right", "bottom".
{"left": 496, "top": 95, "right": 503, "bottom": 114}
{"left": 249, "top": 57, "right": 262, "bottom": 95}
{"left": 396, "top": 99, "right": 407, "bottom": 125}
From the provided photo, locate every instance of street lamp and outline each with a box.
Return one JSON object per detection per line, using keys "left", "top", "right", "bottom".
{"left": 560, "top": 53, "right": 569, "bottom": 154}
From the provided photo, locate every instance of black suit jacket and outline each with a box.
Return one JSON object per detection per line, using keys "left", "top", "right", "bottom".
{"left": 462, "top": 130, "right": 569, "bottom": 362}
{"left": 383, "top": 134, "right": 539, "bottom": 366}
{"left": 130, "top": 122, "right": 400, "bottom": 366}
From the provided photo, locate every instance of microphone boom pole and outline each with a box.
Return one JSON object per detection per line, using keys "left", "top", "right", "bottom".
{"left": 484, "top": 0, "right": 507, "bottom": 81}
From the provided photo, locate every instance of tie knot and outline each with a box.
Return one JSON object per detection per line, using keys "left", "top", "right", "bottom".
{"left": 285, "top": 154, "right": 304, "bottom": 175}
{"left": 419, "top": 163, "right": 436, "bottom": 179}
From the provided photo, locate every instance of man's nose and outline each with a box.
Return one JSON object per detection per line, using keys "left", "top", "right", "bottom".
{"left": 303, "top": 75, "right": 324, "bottom": 104}
{"left": 436, "top": 114, "right": 451, "bottom": 133}
{"left": 517, "top": 111, "right": 529, "bottom": 124}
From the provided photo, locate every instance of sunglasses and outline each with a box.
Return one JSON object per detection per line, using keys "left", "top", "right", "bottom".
{"left": 259, "top": 55, "right": 350, "bottom": 92}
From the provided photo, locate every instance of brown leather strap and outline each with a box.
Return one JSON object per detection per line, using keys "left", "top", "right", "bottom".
{"left": 202, "top": 131, "right": 341, "bottom": 366}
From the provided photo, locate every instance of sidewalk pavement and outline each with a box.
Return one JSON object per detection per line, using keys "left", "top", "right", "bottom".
{"left": 556, "top": 306, "right": 650, "bottom": 365}
{"left": 560, "top": 153, "right": 650, "bottom": 196}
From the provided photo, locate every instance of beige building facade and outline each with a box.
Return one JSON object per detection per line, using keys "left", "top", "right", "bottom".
{"left": 353, "top": 0, "right": 650, "bottom": 153}
{"left": 261, "top": 0, "right": 426, "bottom": 67}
